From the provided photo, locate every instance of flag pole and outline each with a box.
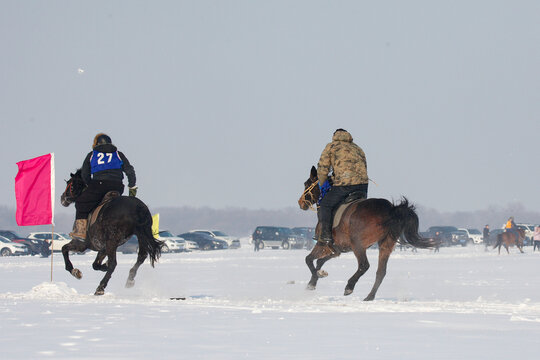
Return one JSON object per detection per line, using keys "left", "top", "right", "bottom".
{"left": 51, "top": 224, "right": 54, "bottom": 282}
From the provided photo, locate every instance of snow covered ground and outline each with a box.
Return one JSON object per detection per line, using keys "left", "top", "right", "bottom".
{"left": 1, "top": 243, "right": 540, "bottom": 359}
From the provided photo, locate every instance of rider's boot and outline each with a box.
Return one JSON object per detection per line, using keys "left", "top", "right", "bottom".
{"left": 318, "top": 227, "right": 336, "bottom": 254}
{"left": 69, "top": 219, "right": 88, "bottom": 241}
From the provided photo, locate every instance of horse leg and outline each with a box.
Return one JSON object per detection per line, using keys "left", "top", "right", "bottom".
{"left": 62, "top": 240, "right": 89, "bottom": 279}
{"left": 305, "top": 252, "right": 319, "bottom": 290}
{"left": 126, "top": 247, "right": 148, "bottom": 288}
{"left": 315, "top": 257, "right": 332, "bottom": 278}
{"left": 92, "top": 250, "right": 108, "bottom": 272}
{"left": 305, "top": 244, "right": 334, "bottom": 290}
{"left": 344, "top": 248, "right": 370, "bottom": 296}
{"left": 363, "top": 240, "right": 395, "bottom": 301}
{"left": 95, "top": 248, "right": 118, "bottom": 296}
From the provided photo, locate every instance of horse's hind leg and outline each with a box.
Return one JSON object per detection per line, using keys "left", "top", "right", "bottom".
{"left": 62, "top": 240, "right": 89, "bottom": 279}
{"left": 92, "top": 250, "right": 108, "bottom": 272}
{"left": 344, "top": 248, "right": 370, "bottom": 296}
{"left": 126, "top": 247, "right": 148, "bottom": 288}
{"left": 95, "top": 248, "right": 118, "bottom": 296}
{"left": 363, "top": 240, "right": 395, "bottom": 301}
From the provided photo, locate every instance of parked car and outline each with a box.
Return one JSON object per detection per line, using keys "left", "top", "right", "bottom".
{"left": 450, "top": 230, "right": 469, "bottom": 247}
{"left": 467, "top": 228, "right": 483, "bottom": 244}
{"left": 118, "top": 235, "right": 139, "bottom": 254}
{"left": 156, "top": 231, "right": 185, "bottom": 253}
{"left": 0, "top": 230, "right": 50, "bottom": 256}
{"left": 457, "top": 228, "right": 482, "bottom": 244}
{"left": 291, "top": 227, "right": 315, "bottom": 249}
{"left": 27, "top": 232, "right": 72, "bottom": 251}
{"left": 190, "top": 230, "right": 240, "bottom": 249}
{"left": 251, "top": 226, "right": 301, "bottom": 250}
{"left": 0, "top": 235, "right": 29, "bottom": 256}
{"left": 424, "top": 226, "right": 458, "bottom": 246}
{"left": 516, "top": 224, "right": 535, "bottom": 245}
{"left": 178, "top": 232, "right": 228, "bottom": 250}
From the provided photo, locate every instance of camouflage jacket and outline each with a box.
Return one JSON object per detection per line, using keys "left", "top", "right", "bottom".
{"left": 317, "top": 130, "right": 368, "bottom": 186}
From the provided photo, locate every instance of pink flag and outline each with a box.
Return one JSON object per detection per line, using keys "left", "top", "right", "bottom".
{"left": 15, "top": 153, "right": 55, "bottom": 226}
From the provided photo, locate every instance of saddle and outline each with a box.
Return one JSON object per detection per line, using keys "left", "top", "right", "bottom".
{"left": 87, "top": 191, "right": 121, "bottom": 228}
{"left": 332, "top": 195, "right": 366, "bottom": 228}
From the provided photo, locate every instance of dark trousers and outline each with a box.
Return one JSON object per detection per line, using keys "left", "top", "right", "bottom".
{"left": 318, "top": 184, "right": 368, "bottom": 234}
{"left": 75, "top": 180, "right": 124, "bottom": 219}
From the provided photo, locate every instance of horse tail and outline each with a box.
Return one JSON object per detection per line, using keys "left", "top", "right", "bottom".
{"left": 134, "top": 202, "right": 162, "bottom": 267}
{"left": 386, "top": 197, "right": 437, "bottom": 249}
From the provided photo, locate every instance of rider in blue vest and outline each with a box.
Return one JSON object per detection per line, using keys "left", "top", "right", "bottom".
{"left": 70, "top": 133, "right": 137, "bottom": 241}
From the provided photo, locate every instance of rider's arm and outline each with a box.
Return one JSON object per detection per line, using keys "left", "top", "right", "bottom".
{"left": 119, "top": 152, "right": 136, "bottom": 188}
{"left": 317, "top": 143, "right": 333, "bottom": 185}
{"left": 80, "top": 152, "right": 92, "bottom": 185}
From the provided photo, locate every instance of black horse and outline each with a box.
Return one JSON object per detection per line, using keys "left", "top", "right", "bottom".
{"left": 298, "top": 166, "right": 437, "bottom": 300}
{"left": 60, "top": 170, "right": 162, "bottom": 295}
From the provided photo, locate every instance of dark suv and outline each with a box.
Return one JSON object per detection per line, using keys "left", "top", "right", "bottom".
{"left": 291, "top": 227, "right": 315, "bottom": 250}
{"left": 252, "top": 226, "right": 301, "bottom": 250}
{"left": 423, "top": 226, "right": 458, "bottom": 247}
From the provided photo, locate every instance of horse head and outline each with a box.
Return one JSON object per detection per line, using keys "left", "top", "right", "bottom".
{"left": 298, "top": 166, "right": 320, "bottom": 211}
{"left": 60, "top": 169, "right": 86, "bottom": 207}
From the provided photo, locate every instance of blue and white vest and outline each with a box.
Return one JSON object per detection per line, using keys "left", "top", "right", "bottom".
{"left": 90, "top": 150, "right": 123, "bottom": 174}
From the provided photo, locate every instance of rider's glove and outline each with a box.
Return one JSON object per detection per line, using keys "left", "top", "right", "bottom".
{"left": 129, "top": 186, "right": 138, "bottom": 197}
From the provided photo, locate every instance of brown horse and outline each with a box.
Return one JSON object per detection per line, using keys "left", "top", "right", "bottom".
{"left": 298, "top": 166, "right": 437, "bottom": 301}
{"left": 494, "top": 229, "right": 525, "bottom": 254}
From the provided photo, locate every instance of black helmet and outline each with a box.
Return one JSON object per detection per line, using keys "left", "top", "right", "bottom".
{"left": 93, "top": 133, "right": 112, "bottom": 148}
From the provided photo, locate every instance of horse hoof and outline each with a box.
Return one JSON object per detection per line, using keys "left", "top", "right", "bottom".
{"left": 344, "top": 288, "right": 353, "bottom": 296}
{"left": 94, "top": 289, "right": 105, "bottom": 296}
{"left": 306, "top": 284, "right": 316, "bottom": 291}
{"left": 363, "top": 295, "right": 375, "bottom": 301}
{"left": 125, "top": 279, "right": 135, "bottom": 288}
{"left": 317, "top": 270, "right": 328, "bottom": 278}
{"left": 71, "top": 269, "right": 82, "bottom": 279}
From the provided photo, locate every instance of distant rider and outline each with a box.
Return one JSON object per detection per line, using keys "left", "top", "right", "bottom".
{"left": 317, "top": 129, "right": 368, "bottom": 245}
{"left": 70, "top": 133, "right": 137, "bottom": 241}
{"left": 504, "top": 217, "right": 519, "bottom": 242}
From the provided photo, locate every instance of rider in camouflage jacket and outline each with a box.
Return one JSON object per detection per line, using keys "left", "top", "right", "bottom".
{"left": 317, "top": 129, "right": 368, "bottom": 245}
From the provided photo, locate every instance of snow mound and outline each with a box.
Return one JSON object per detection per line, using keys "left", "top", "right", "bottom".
{"left": 28, "top": 282, "right": 79, "bottom": 300}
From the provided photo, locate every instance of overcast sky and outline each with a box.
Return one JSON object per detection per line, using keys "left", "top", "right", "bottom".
{"left": 1, "top": 1, "right": 539, "bottom": 215}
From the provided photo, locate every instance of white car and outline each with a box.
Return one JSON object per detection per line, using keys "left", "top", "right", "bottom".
{"left": 183, "top": 239, "right": 199, "bottom": 252}
{"left": 0, "top": 235, "right": 29, "bottom": 256}
{"left": 461, "top": 228, "right": 483, "bottom": 244}
{"left": 190, "top": 230, "right": 241, "bottom": 249}
{"left": 516, "top": 223, "right": 535, "bottom": 242}
{"left": 156, "top": 231, "right": 185, "bottom": 253}
{"left": 27, "top": 232, "right": 72, "bottom": 251}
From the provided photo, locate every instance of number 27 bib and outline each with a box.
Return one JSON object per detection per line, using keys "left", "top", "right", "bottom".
{"left": 90, "top": 150, "right": 123, "bottom": 174}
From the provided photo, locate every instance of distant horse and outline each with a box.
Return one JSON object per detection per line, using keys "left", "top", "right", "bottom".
{"left": 298, "top": 166, "right": 437, "bottom": 301}
{"left": 493, "top": 229, "right": 525, "bottom": 254}
{"left": 60, "top": 170, "right": 162, "bottom": 295}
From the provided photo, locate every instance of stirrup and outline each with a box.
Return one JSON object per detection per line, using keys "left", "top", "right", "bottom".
{"left": 317, "top": 239, "right": 336, "bottom": 254}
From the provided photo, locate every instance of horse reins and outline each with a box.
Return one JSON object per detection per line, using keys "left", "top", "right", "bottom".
{"left": 301, "top": 181, "right": 320, "bottom": 212}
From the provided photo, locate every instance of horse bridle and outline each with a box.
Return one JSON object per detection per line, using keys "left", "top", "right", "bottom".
{"left": 301, "top": 180, "right": 319, "bottom": 212}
